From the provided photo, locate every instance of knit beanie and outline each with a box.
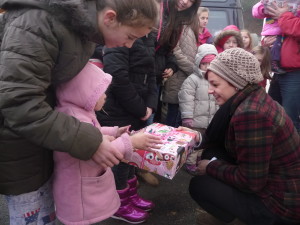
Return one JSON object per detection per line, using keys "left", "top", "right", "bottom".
{"left": 201, "top": 54, "right": 216, "bottom": 63}
{"left": 223, "top": 25, "right": 240, "bottom": 32}
{"left": 207, "top": 48, "right": 263, "bottom": 90}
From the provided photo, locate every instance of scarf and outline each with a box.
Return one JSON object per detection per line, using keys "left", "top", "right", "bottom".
{"left": 200, "top": 84, "right": 261, "bottom": 163}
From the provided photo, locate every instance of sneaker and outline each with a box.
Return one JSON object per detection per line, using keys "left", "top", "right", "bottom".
{"left": 271, "top": 61, "right": 285, "bottom": 74}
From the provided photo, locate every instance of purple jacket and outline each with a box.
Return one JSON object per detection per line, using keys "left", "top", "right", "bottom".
{"left": 53, "top": 63, "right": 133, "bottom": 225}
{"left": 252, "top": 2, "right": 282, "bottom": 36}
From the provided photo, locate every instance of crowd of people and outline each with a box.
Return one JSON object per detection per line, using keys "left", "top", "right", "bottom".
{"left": 0, "top": 0, "right": 300, "bottom": 225}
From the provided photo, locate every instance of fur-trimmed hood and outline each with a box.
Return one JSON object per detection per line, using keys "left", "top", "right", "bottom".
{"left": 213, "top": 29, "right": 244, "bottom": 52}
{"left": 0, "top": 0, "right": 102, "bottom": 42}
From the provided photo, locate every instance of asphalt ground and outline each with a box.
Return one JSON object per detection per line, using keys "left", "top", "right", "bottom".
{"left": 0, "top": 169, "right": 200, "bottom": 225}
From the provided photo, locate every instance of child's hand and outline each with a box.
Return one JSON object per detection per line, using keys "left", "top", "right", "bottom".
{"left": 162, "top": 68, "right": 174, "bottom": 78}
{"left": 176, "top": 126, "right": 201, "bottom": 143}
{"left": 182, "top": 118, "right": 194, "bottom": 128}
{"left": 141, "top": 107, "right": 153, "bottom": 121}
{"left": 130, "top": 132, "right": 162, "bottom": 151}
{"left": 117, "top": 125, "right": 131, "bottom": 137}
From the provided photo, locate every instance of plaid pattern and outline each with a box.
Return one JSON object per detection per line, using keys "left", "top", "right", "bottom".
{"left": 207, "top": 87, "right": 300, "bottom": 222}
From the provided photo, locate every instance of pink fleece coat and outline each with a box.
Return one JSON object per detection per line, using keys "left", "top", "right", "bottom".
{"left": 53, "top": 62, "right": 133, "bottom": 225}
{"left": 252, "top": 2, "right": 282, "bottom": 36}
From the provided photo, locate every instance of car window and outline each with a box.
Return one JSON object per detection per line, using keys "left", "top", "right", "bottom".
{"left": 207, "top": 10, "right": 229, "bottom": 36}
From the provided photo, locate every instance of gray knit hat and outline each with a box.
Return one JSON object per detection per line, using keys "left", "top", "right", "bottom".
{"left": 207, "top": 48, "right": 263, "bottom": 89}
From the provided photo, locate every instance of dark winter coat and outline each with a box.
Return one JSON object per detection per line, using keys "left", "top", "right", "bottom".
{"left": 97, "top": 34, "right": 158, "bottom": 131}
{"left": 0, "top": 0, "right": 104, "bottom": 195}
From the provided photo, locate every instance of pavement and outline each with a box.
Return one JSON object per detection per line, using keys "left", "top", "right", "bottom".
{"left": 0, "top": 169, "right": 201, "bottom": 225}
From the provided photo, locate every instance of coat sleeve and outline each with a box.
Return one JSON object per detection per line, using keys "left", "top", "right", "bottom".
{"left": 103, "top": 47, "right": 147, "bottom": 118}
{"left": 173, "top": 27, "right": 196, "bottom": 76}
{"left": 252, "top": 2, "right": 266, "bottom": 19}
{"left": 206, "top": 110, "right": 273, "bottom": 193}
{"left": 0, "top": 13, "right": 101, "bottom": 160}
{"left": 178, "top": 76, "right": 196, "bottom": 119}
{"left": 278, "top": 12, "right": 300, "bottom": 37}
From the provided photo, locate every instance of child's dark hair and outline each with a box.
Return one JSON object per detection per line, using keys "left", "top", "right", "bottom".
{"left": 158, "top": 0, "right": 201, "bottom": 50}
{"left": 251, "top": 46, "right": 272, "bottom": 80}
{"left": 96, "top": 0, "right": 159, "bottom": 28}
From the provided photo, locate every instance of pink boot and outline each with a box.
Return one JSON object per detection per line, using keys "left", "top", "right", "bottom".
{"left": 128, "top": 176, "right": 155, "bottom": 211}
{"left": 112, "top": 185, "right": 149, "bottom": 224}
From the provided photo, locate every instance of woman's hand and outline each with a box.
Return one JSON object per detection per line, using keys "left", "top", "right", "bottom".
{"left": 196, "top": 160, "right": 211, "bottom": 175}
{"left": 141, "top": 107, "right": 153, "bottom": 121}
{"left": 266, "top": 2, "right": 289, "bottom": 20}
{"left": 262, "top": 35, "right": 277, "bottom": 48}
{"left": 162, "top": 68, "right": 174, "bottom": 78}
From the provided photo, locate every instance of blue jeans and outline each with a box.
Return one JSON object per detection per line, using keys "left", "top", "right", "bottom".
{"left": 268, "top": 71, "right": 300, "bottom": 133}
{"left": 165, "top": 103, "right": 182, "bottom": 128}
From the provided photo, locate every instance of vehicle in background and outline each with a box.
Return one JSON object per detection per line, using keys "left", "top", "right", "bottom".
{"left": 201, "top": 0, "right": 244, "bottom": 36}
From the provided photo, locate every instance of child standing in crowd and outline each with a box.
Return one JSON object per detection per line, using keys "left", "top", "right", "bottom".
{"left": 252, "top": 0, "right": 300, "bottom": 74}
{"left": 0, "top": 0, "right": 159, "bottom": 224}
{"left": 96, "top": 32, "right": 159, "bottom": 224}
{"left": 251, "top": 45, "right": 272, "bottom": 89}
{"left": 53, "top": 61, "right": 161, "bottom": 225}
{"left": 197, "top": 7, "right": 213, "bottom": 46}
{"left": 241, "top": 29, "right": 254, "bottom": 52}
{"left": 213, "top": 25, "right": 244, "bottom": 53}
{"left": 178, "top": 44, "right": 219, "bottom": 175}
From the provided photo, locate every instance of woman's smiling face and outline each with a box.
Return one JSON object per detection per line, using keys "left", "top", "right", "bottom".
{"left": 207, "top": 71, "right": 237, "bottom": 105}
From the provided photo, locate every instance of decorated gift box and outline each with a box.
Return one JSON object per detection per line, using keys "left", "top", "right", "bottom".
{"left": 127, "top": 123, "right": 196, "bottom": 179}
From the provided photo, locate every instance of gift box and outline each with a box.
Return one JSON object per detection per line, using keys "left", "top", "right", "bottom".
{"left": 127, "top": 123, "right": 196, "bottom": 179}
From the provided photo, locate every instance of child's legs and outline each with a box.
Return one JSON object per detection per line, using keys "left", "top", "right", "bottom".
{"left": 112, "top": 162, "right": 135, "bottom": 190}
{"left": 270, "top": 35, "right": 282, "bottom": 61}
{"left": 5, "top": 178, "right": 55, "bottom": 225}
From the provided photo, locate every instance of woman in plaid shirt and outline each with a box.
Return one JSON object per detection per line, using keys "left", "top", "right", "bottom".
{"left": 189, "top": 48, "right": 300, "bottom": 225}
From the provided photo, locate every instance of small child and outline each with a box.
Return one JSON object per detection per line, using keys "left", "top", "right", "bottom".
{"left": 213, "top": 25, "right": 244, "bottom": 53}
{"left": 241, "top": 29, "right": 254, "bottom": 52}
{"left": 52, "top": 61, "right": 161, "bottom": 225}
{"left": 178, "top": 44, "right": 219, "bottom": 175}
{"left": 251, "top": 45, "right": 272, "bottom": 89}
{"left": 252, "top": 0, "right": 300, "bottom": 74}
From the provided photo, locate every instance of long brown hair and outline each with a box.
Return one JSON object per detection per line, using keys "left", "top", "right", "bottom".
{"left": 96, "top": 0, "right": 159, "bottom": 28}
{"left": 158, "top": 0, "right": 201, "bottom": 50}
{"left": 251, "top": 46, "right": 272, "bottom": 80}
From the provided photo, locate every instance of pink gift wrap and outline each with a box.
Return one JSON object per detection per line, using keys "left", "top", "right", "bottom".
{"left": 128, "top": 123, "right": 196, "bottom": 179}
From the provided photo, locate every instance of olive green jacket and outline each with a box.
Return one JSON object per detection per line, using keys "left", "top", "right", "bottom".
{"left": 0, "top": 0, "right": 104, "bottom": 195}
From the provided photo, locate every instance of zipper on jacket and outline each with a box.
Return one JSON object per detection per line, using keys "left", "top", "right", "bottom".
{"left": 144, "top": 74, "right": 148, "bottom": 84}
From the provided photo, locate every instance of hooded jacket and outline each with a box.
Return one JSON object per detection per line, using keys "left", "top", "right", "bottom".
{"left": 54, "top": 62, "right": 133, "bottom": 225}
{"left": 0, "top": 0, "right": 104, "bottom": 195}
{"left": 214, "top": 29, "right": 244, "bottom": 53}
{"left": 178, "top": 44, "right": 218, "bottom": 129}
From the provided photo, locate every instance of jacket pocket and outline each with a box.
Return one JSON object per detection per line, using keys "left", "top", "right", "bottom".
{"left": 81, "top": 168, "right": 120, "bottom": 220}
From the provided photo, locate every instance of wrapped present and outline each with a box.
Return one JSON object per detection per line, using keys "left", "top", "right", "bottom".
{"left": 127, "top": 123, "right": 197, "bottom": 179}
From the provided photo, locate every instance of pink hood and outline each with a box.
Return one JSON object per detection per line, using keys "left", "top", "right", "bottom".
{"left": 53, "top": 62, "right": 133, "bottom": 225}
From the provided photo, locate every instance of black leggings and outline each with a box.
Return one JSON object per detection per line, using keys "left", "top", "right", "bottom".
{"left": 112, "top": 162, "right": 136, "bottom": 190}
{"left": 189, "top": 175, "right": 297, "bottom": 225}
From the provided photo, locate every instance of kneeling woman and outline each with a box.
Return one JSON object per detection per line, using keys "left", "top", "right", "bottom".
{"left": 189, "top": 48, "right": 300, "bottom": 225}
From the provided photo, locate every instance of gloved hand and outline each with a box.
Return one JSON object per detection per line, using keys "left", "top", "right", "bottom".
{"left": 182, "top": 118, "right": 193, "bottom": 128}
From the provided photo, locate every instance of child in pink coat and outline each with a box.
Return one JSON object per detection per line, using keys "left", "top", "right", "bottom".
{"left": 53, "top": 61, "right": 161, "bottom": 225}
{"left": 252, "top": 0, "right": 300, "bottom": 74}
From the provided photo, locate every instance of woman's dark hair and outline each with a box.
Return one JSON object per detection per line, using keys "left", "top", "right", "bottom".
{"left": 159, "top": 0, "right": 201, "bottom": 50}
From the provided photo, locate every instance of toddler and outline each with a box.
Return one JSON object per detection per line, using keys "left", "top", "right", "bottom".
{"left": 178, "top": 44, "right": 219, "bottom": 175}
{"left": 53, "top": 61, "right": 161, "bottom": 225}
{"left": 252, "top": 0, "right": 300, "bottom": 73}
